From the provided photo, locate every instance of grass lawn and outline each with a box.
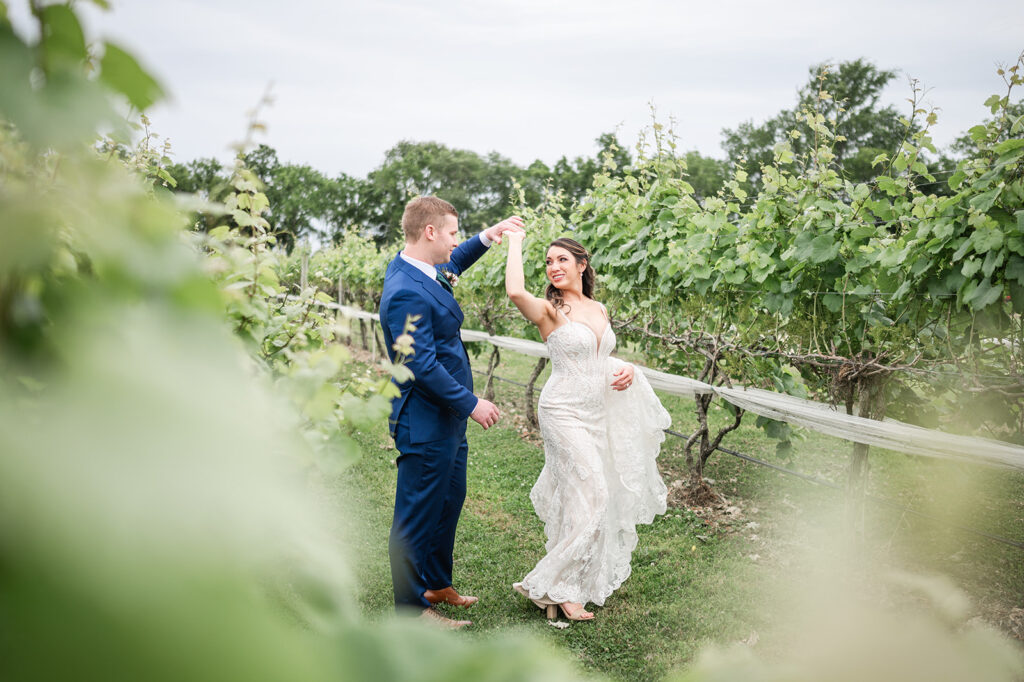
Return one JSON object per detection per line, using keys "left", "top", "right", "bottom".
{"left": 334, "top": 344, "right": 1024, "bottom": 681}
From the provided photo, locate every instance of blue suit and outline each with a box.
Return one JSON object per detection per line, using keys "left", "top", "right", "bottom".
{"left": 378, "top": 235, "right": 489, "bottom": 610}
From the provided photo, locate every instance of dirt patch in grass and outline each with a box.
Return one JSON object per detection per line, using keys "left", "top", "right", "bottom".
{"left": 669, "top": 475, "right": 727, "bottom": 508}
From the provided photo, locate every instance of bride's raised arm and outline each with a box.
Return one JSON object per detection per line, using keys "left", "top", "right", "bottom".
{"left": 505, "top": 232, "right": 556, "bottom": 331}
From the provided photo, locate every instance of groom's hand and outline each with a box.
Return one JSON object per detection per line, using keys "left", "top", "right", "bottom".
{"left": 470, "top": 398, "right": 501, "bottom": 429}
{"left": 483, "top": 216, "right": 525, "bottom": 245}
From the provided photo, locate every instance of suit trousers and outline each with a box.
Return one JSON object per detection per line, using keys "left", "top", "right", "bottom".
{"left": 389, "top": 415, "right": 468, "bottom": 610}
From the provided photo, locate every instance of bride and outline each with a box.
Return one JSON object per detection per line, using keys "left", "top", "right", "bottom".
{"left": 504, "top": 233, "right": 670, "bottom": 621}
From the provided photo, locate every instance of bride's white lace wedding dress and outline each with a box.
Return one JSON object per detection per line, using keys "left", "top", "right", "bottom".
{"left": 515, "top": 308, "right": 670, "bottom": 607}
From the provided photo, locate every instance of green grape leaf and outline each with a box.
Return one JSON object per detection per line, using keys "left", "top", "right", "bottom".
{"left": 822, "top": 293, "right": 844, "bottom": 312}
{"left": 969, "top": 188, "right": 1000, "bottom": 213}
{"left": 964, "top": 277, "right": 1003, "bottom": 310}
{"left": 723, "top": 267, "right": 747, "bottom": 285}
{"left": 755, "top": 415, "right": 791, "bottom": 441}
{"left": 951, "top": 238, "right": 972, "bottom": 261}
{"left": 992, "top": 138, "right": 1024, "bottom": 155}
{"left": 971, "top": 227, "right": 1003, "bottom": 254}
{"left": 809, "top": 234, "right": 840, "bottom": 263}
{"left": 876, "top": 176, "right": 904, "bottom": 196}
{"left": 961, "top": 258, "right": 981, "bottom": 278}
{"left": 1012, "top": 113, "right": 1024, "bottom": 135}
{"left": 981, "top": 249, "right": 1004, "bottom": 279}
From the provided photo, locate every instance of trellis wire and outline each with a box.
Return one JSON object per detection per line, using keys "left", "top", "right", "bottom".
{"left": 477, "top": 370, "right": 1024, "bottom": 552}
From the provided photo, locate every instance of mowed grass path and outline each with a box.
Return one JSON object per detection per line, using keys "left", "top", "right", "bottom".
{"left": 337, "top": 356, "right": 768, "bottom": 680}
{"left": 334, "top": 345, "right": 1024, "bottom": 680}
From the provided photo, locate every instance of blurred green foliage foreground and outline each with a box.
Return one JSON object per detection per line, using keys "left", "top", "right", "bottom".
{"left": 0, "top": 3, "right": 582, "bottom": 681}
{"left": 0, "top": 3, "right": 1022, "bottom": 681}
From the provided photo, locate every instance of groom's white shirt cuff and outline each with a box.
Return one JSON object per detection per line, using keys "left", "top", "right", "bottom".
{"left": 401, "top": 233, "right": 490, "bottom": 285}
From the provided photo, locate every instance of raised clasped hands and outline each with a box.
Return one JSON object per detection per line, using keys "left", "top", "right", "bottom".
{"left": 610, "top": 364, "right": 634, "bottom": 391}
{"left": 484, "top": 216, "right": 526, "bottom": 245}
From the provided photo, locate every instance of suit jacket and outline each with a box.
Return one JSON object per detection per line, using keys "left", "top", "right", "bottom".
{"left": 379, "top": 237, "right": 489, "bottom": 444}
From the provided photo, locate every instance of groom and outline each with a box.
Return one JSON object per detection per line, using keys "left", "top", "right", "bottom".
{"left": 379, "top": 196, "right": 524, "bottom": 628}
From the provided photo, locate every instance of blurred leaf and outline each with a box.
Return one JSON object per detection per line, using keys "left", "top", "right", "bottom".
{"left": 0, "top": 199, "right": 60, "bottom": 274}
{"left": 99, "top": 42, "right": 163, "bottom": 111}
{"left": 39, "top": 4, "right": 87, "bottom": 67}
{"left": 0, "top": 21, "right": 120, "bottom": 149}
{"left": 339, "top": 392, "right": 391, "bottom": 430}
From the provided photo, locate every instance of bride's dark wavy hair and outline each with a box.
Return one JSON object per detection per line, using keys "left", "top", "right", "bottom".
{"left": 545, "top": 238, "right": 595, "bottom": 312}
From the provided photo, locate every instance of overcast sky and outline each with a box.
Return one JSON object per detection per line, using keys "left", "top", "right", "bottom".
{"left": 10, "top": 1, "right": 1024, "bottom": 177}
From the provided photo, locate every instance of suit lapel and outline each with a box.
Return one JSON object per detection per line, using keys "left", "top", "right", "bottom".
{"left": 390, "top": 254, "right": 463, "bottom": 322}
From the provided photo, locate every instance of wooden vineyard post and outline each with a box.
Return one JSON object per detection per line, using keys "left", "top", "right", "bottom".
{"left": 845, "top": 377, "right": 882, "bottom": 550}
{"left": 337, "top": 275, "right": 351, "bottom": 345}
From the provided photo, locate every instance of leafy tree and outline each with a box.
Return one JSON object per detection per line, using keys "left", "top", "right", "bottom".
{"left": 167, "top": 157, "right": 238, "bottom": 232}
{"left": 321, "top": 172, "right": 374, "bottom": 241}
{"left": 680, "top": 150, "right": 729, "bottom": 199}
{"left": 240, "top": 144, "right": 335, "bottom": 249}
{"left": 168, "top": 147, "right": 374, "bottom": 246}
{"left": 722, "top": 59, "right": 910, "bottom": 187}
{"left": 166, "top": 156, "right": 227, "bottom": 196}
{"left": 364, "top": 140, "right": 520, "bottom": 243}
{"left": 170, "top": 134, "right": 638, "bottom": 249}
{"left": 361, "top": 134, "right": 634, "bottom": 244}
{"left": 536, "top": 132, "right": 632, "bottom": 205}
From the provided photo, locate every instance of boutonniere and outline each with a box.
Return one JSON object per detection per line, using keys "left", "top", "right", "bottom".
{"left": 441, "top": 269, "right": 459, "bottom": 288}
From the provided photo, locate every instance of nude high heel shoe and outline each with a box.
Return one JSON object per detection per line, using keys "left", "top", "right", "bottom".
{"left": 552, "top": 602, "right": 594, "bottom": 621}
{"left": 513, "top": 583, "right": 594, "bottom": 621}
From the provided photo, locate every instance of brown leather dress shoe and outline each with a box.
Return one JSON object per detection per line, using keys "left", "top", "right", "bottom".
{"left": 419, "top": 607, "right": 471, "bottom": 629}
{"left": 423, "top": 586, "right": 478, "bottom": 608}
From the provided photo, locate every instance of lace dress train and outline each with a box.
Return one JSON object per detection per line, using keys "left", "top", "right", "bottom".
{"left": 515, "top": 311, "right": 670, "bottom": 607}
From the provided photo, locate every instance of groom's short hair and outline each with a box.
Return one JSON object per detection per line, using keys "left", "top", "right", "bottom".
{"left": 402, "top": 196, "right": 458, "bottom": 242}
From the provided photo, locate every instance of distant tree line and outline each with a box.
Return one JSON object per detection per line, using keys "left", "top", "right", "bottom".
{"left": 168, "top": 58, "right": 996, "bottom": 250}
{"left": 168, "top": 132, "right": 642, "bottom": 250}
